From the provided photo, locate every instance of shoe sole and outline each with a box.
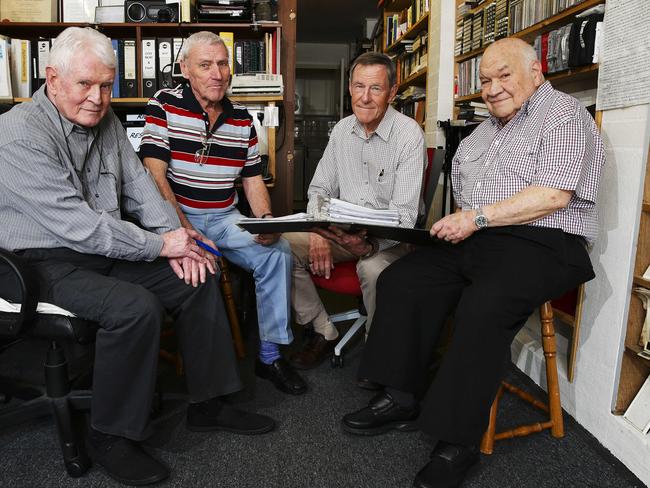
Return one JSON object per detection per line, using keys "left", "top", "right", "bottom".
{"left": 341, "top": 420, "right": 418, "bottom": 436}
{"left": 186, "top": 421, "right": 275, "bottom": 435}
{"left": 88, "top": 449, "right": 169, "bottom": 487}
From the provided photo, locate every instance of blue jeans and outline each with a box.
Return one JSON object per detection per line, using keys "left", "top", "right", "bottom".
{"left": 186, "top": 209, "right": 293, "bottom": 344}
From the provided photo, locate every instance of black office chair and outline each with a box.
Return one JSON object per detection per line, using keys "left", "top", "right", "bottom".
{"left": 0, "top": 249, "right": 95, "bottom": 477}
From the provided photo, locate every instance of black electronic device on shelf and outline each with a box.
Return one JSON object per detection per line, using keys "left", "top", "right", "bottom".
{"left": 196, "top": 0, "right": 251, "bottom": 22}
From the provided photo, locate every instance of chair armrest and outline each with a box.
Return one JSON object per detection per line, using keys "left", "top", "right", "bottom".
{"left": 0, "top": 249, "right": 39, "bottom": 338}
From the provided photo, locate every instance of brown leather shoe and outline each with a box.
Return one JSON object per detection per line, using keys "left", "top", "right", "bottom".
{"left": 290, "top": 333, "right": 336, "bottom": 370}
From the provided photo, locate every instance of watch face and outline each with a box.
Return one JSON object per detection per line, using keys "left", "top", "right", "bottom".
{"left": 475, "top": 214, "right": 488, "bottom": 229}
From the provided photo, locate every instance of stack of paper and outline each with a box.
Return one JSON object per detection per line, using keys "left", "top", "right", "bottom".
{"left": 324, "top": 199, "right": 400, "bottom": 226}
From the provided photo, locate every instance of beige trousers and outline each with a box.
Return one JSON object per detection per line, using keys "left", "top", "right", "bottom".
{"left": 284, "top": 232, "right": 411, "bottom": 332}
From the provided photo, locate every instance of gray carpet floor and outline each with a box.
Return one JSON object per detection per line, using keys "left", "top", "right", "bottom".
{"left": 0, "top": 285, "right": 645, "bottom": 487}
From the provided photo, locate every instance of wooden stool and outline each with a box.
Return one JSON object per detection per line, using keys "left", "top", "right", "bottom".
{"left": 219, "top": 258, "right": 246, "bottom": 359}
{"left": 480, "top": 300, "right": 563, "bottom": 454}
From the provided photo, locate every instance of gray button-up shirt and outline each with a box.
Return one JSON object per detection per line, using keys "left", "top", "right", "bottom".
{"left": 452, "top": 81, "right": 605, "bottom": 243}
{"left": 307, "top": 106, "right": 426, "bottom": 251}
{"left": 0, "top": 86, "right": 180, "bottom": 261}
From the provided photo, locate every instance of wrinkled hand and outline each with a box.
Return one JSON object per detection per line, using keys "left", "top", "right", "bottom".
{"left": 314, "top": 225, "right": 372, "bottom": 257}
{"left": 160, "top": 228, "right": 204, "bottom": 261}
{"left": 308, "top": 233, "right": 334, "bottom": 279}
{"left": 429, "top": 210, "right": 477, "bottom": 244}
{"left": 254, "top": 232, "right": 280, "bottom": 246}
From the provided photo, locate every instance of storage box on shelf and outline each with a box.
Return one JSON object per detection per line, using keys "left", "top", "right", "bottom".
{"left": 453, "top": 0, "right": 604, "bottom": 107}
{"left": 615, "top": 146, "right": 650, "bottom": 415}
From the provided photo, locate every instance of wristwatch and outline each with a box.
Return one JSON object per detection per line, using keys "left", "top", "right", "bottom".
{"left": 474, "top": 207, "right": 489, "bottom": 230}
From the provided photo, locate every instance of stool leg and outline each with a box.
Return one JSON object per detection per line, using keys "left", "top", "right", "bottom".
{"left": 480, "top": 384, "right": 504, "bottom": 455}
{"left": 220, "top": 258, "right": 246, "bottom": 359}
{"left": 540, "top": 301, "right": 564, "bottom": 438}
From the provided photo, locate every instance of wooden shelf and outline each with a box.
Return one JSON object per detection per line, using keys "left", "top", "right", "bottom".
{"left": 454, "top": 0, "right": 605, "bottom": 62}
{"left": 12, "top": 95, "right": 284, "bottom": 105}
{"left": 626, "top": 345, "right": 650, "bottom": 363}
{"left": 382, "top": 0, "right": 415, "bottom": 11}
{"left": 398, "top": 67, "right": 427, "bottom": 92}
{"left": 454, "top": 64, "right": 599, "bottom": 104}
{"left": 385, "top": 13, "right": 429, "bottom": 53}
{"left": 633, "top": 276, "right": 650, "bottom": 288}
{"left": 642, "top": 202, "right": 650, "bottom": 213}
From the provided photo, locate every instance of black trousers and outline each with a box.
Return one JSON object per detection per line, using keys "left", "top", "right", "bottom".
{"left": 359, "top": 226, "right": 594, "bottom": 447}
{"left": 0, "top": 248, "right": 242, "bottom": 441}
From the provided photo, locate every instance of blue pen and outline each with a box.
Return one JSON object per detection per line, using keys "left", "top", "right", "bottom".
{"left": 195, "top": 239, "right": 223, "bottom": 257}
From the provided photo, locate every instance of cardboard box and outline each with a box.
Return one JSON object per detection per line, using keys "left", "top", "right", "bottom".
{"left": 0, "top": 0, "right": 58, "bottom": 22}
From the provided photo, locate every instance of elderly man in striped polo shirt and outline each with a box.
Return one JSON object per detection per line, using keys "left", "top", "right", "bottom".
{"left": 140, "top": 31, "right": 307, "bottom": 396}
{"left": 343, "top": 38, "right": 605, "bottom": 488}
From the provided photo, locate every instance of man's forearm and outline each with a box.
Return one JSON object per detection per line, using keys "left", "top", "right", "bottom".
{"left": 143, "top": 157, "right": 193, "bottom": 230}
{"left": 482, "top": 186, "right": 572, "bottom": 227}
{"left": 243, "top": 175, "right": 273, "bottom": 217}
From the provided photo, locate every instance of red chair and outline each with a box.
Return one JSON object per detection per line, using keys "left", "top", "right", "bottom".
{"left": 310, "top": 260, "right": 367, "bottom": 367}
{"left": 308, "top": 147, "right": 445, "bottom": 367}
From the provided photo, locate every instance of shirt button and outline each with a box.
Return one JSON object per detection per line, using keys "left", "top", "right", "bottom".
{"left": 363, "top": 162, "right": 367, "bottom": 165}
{"left": 476, "top": 182, "right": 482, "bottom": 188}
{"left": 494, "top": 140, "right": 500, "bottom": 146}
{"left": 365, "top": 181, "right": 368, "bottom": 185}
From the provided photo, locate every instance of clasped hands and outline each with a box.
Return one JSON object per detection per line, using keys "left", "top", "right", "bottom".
{"left": 308, "top": 226, "right": 372, "bottom": 279}
{"left": 160, "top": 227, "right": 220, "bottom": 287}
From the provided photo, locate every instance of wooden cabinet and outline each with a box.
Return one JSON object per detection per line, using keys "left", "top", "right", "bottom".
{"left": 614, "top": 146, "right": 650, "bottom": 414}
{"left": 0, "top": 2, "right": 297, "bottom": 210}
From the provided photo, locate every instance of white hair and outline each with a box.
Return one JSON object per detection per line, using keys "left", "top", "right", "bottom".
{"left": 180, "top": 31, "right": 227, "bottom": 61}
{"left": 49, "top": 27, "right": 115, "bottom": 74}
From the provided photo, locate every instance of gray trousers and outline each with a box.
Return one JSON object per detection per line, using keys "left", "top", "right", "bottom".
{"left": 284, "top": 232, "right": 410, "bottom": 331}
{"left": 2, "top": 248, "right": 243, "bottom": 441}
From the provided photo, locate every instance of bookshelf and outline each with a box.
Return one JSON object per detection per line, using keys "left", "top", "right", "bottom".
{"left": 0, "top": 3, "right": 297, "bottom": 209}
{"left": 614, "top": 145, "right": 650, "bottom": 414}
{"left": 379, "top": 0, "right": 430, "bottom": 127}
{"left": 453, "top": 0, "right": 605, "bottom": 112}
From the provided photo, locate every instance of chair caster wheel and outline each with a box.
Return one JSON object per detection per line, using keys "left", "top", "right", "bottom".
{"left": 331, "top": 355, "right": 344, "bottom": 368}
{"left": 65, "top": 456, "right": 91, "bottom": 477}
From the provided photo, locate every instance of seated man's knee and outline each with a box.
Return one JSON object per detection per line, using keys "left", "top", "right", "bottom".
{"left": 105, "top": 285, "right": 164, "bottom": 338}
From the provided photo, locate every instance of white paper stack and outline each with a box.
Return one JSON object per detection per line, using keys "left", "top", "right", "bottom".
{"left": 324, "top": 198, "right": 400, "bottom": 226}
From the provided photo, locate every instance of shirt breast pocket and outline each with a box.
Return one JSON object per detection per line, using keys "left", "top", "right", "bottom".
{"left": 458, "top": 147, "right": 486, "bottom": 191}
{"left": 94, "top": 171, "right": 121, "bottom": 218}
{"left": 498, "top": 138, "right": 538, "bottom": 185}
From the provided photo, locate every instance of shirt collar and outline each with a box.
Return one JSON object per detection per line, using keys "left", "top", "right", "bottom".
{"left": 352, "top": 105, "right": 396, "bottom": 142}
{"left": 489, "top": 80, "right": 554, "bottom": 128}
{"left": 182, "top": 83, "right": 234, "bottom": 121}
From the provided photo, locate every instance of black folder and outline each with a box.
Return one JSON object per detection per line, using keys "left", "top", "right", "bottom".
{"left": 237, "top": 220, "right": 441, "bottom": 247}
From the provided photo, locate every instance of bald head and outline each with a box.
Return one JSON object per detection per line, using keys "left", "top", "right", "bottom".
{"left": 479, "top": 37, "right": 544, "bottom": 124}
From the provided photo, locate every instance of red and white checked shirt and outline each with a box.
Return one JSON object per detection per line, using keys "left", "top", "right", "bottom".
{"left": 452, "top": 81, "right": 605, "bottom": 243}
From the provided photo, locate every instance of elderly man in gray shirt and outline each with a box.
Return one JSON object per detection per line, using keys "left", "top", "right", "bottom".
{"left": 0, "top": 27, "right": 273, "bottom": 486}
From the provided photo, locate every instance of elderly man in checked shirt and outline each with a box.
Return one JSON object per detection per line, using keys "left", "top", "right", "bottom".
{"left": 283, "top": 52, "right": 427, "bottom": 372}
{"left": 0, "top": 27, "right": 275, "bottom": 486}
{"left": 342, "top": 38, "right": 605, "bottom": 488}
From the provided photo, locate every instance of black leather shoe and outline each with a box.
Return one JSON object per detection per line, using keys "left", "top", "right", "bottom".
{"left": 87, "top": 428, "right": 169, "bottom": 486}
{"left": 290, "top": 333, "right": 336, "bottom": 370}
{"left": 342, "top": 391, "right": 419, "bottom": 435}
{"left": 413, "top": 442, "right": 480, "bottom": 488}
{"left": 255, "top": 358, "right": 307, "bottom": 395}
{"left": 187, "top": 397, "right": 275, "bottom": 434}
{"left": 357, "top": 377, "right": 382, "bottom": 391}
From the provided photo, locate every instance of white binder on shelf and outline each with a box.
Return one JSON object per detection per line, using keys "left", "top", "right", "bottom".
{"left": 10, "top": 39, "right": 31, "bottom": 98}
{"left": 141, "top": 38, "right": 157, "bottom": 98}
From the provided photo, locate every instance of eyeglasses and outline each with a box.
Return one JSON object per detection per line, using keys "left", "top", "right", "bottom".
{"left": 194, "top": 134, "right": 210, "bottom": 166}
